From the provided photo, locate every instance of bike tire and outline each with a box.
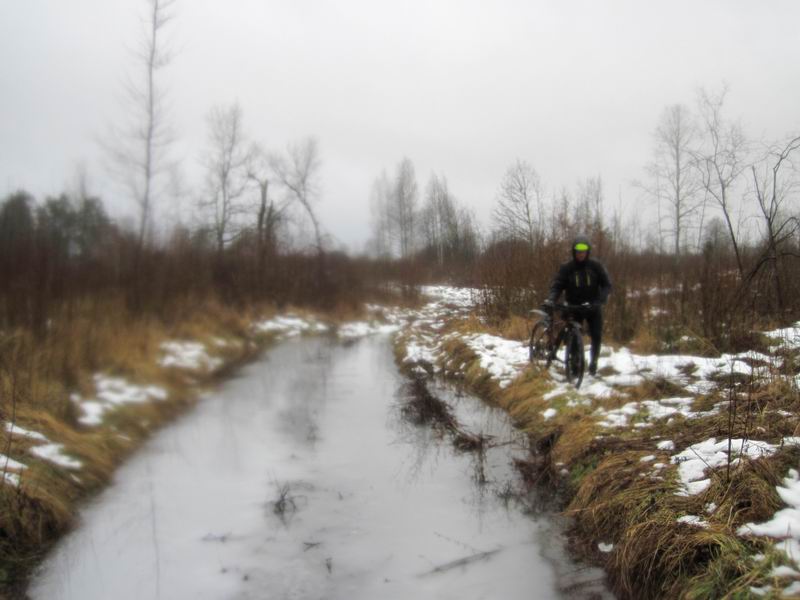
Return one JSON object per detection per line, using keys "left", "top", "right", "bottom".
{"left": 563, "top": 328, "right": 585, "bottom": 388}
{"left": 528, "top": 321, "right": 549, "bottom": 364}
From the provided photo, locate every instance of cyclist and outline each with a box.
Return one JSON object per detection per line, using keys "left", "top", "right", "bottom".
{"left": 544, "top": 235, "right": 612, "bottom": 376}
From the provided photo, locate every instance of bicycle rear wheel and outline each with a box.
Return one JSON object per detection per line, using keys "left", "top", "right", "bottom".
{"left": 528, "top": 321, "right": 549, "bottom": 364}
{"left": 563, "top": 328, "right": 585, "bottom": 388}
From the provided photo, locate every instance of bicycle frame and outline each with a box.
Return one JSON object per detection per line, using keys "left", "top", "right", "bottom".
{"left": 528, "top": 303, "right": 589, "bottom": 388}
{"left": 538, "top": 304, "right": 586, "bottom": 359}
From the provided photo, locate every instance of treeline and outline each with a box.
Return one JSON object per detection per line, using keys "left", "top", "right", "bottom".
{"left": 367, "top": 159, "right": 480, "bottom": 282}
{"left": 0, "top": 186, "right": 377, "bottom": 342}
{"left": 366, "top": 86, "right": 800, "bottom": 352}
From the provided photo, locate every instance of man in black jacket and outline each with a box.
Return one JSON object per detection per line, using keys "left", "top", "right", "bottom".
{"left": 545, "top": 235, "right": 612, "bottom": 376}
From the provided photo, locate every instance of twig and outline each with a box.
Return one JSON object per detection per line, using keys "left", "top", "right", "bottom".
{"left": 419, "top": 548, "right": 502, "bottom": 577}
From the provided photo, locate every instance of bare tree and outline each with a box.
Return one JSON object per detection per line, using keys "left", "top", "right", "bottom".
{"left": 271, "top": 138, "right": 324, "bottom": 255}
{"left": 368, "top": 171, "right": 393, "bottom": 259}
{"left": 390, "top": 158, "right": 418, "bottom": 259}
{"left": 247, "top": 144, "right": 291, "bottom": 288}
{"left": 694, "top": 85, "right": 749, "bottom": 277}
{"left": 420, "top": 174, "right": 457, "bottom": 267}
{"left": 200, "top": 103, "right": 251, "bottom": 254}
{"left": 645, "top": 104, "right": 703, "bottom": 256}
{"left": 106, "top": 0, "right": 176, "bottom": 250}
{"left": 575, "top": 176, "right": 605, "bottom": 240}
{"left": 492, "top": 159, "right": 544, "bottom": 251}
{"left": 745, "top": 135, "right": 800, "bottom": 311}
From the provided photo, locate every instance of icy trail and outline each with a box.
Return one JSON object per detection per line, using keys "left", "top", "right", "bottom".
{"left": 29, "top": 336, "right": 606, "bottom": 600}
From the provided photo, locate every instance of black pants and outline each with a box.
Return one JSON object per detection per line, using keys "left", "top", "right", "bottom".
{"left": 577, "top": 308, "right": 603, "bottom": 365}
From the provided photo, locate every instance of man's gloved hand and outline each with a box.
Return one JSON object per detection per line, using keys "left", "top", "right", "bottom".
{"left": 541, "top": 299, "right": 555, "bottom": 310}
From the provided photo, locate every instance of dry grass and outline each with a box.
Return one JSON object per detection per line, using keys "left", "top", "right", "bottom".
{"left": 444, "top": 314, "right": 490, "bottom": 337}
{"left": 567, "top": 452, "right": 678, "bottom": 543}
{"left": 497, "top": 315, "right": 531, "bottom": 342}
{"left": 438, "top": 336, "right": 501, "bottom": 401}
{"left": 707, "top": 456, "right": 789, "bottom": 530}
{"left": 499, "top": 368, "right": 552, "bottom": 426}
{"left": 612, "top": 517, "right": 750, "bottom": 599}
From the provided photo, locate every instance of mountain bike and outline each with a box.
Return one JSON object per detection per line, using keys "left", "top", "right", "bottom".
{"left": 528, "top": 302, "right": 589, "bottom": 388}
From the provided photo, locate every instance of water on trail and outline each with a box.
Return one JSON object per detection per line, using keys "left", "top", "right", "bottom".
{"left": 29, "top": 337, "right": 611, "bottom": 600}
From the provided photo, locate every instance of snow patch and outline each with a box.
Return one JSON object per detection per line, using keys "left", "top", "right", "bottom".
{"left": 29, "top": 444, "right": 82, "bottom": 469}
{"left": 253, "top": 315, "right": 329, "bottom": 337}
{"left": 465, "top": 333, "right": 529, "bottom": 389}
{"left": 672, "top": 438, "right": 790, "bottom": 497}
{"left": 5, "top": 423, "right": 48, "bottom": 442}
{"left": 677, "top": 515, "right": 709, "bottom": 528}
{"left": 0, "top": 454, "right": 27, "bottom": 486}
{"left": 73, "top": 375, "right": 169, "bottom": 426}
{"left": 739, "top": 468, "right": 800, "bottom": 561}
{"left": 160, "top": 341, "right": 222, "bottom": 371}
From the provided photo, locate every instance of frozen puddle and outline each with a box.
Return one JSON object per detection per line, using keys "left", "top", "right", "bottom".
{"left": 30, "top": 337, "right": 609, "bottom": 600}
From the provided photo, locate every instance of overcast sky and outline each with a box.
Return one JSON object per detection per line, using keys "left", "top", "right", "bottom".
{"left": 1, "top": 0, "right": 799, "bottom": 251}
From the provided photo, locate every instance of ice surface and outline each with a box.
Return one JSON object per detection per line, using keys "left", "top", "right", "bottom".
{"left": 30, "top": 337, "right": 606, "bottom": 600}
{"left": 337, "top": 321, "right": 400, "bottom": 339}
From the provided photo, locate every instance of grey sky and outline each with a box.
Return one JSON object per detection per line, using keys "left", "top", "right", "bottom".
{"left": 2, "top": 0, "right": 799, "bottom": 251}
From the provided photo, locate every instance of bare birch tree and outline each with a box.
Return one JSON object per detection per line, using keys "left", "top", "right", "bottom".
{"left": 247, "top": 144, "right": 291, "bottom": 288}
{"left": 271, "top": 138, "right": 324, "bottom": 255}
{"left": 645, "top": 104, "right": 703, "bottom": 256}
{"left": 390, "top": 158, "right": 418, "bottom": 259}
{"left": 745, "top": 135, "right": 800, "bottom": 311}
{"left": 575, "top": 176, "right": 605, "bottom": 240}
{"left": 420, "top": 173, "right": 457, "bottom": 267}
{"left": 106, "top": 0, "right": 176, "bottom": 250}
{"left": 492, "top": 160, "right": 544, "bottom": 251}
{"left": 200, "top": 103, "right": 251, "bottom": 254}
{"left": 368, "top": 171, "right": 393, "bottom": 259}
{"left": 694, "top": 85, "right": 749, "bottom": 277}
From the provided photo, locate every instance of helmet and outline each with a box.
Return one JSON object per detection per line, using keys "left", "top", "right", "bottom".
{"left": 572, "top": 235, "right": 591, "bottom": 259}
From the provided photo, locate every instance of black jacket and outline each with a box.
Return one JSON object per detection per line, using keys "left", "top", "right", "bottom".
{"left": 547, "top": 258, "right": 612, "bottom": 306}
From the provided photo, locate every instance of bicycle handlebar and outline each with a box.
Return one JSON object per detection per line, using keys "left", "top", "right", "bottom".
{"left": 535, "top": 302, "right": 595, "bottom": 317}
{"left": 541, "top": 302, "right": 596, "bottom": 315}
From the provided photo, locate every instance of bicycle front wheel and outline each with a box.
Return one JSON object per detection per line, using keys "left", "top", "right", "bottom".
{"left": 528, "top": 321, "right": 549, "bottom": 364}
{"left": 563, "top": 328, "right": 585, "bottom": 388}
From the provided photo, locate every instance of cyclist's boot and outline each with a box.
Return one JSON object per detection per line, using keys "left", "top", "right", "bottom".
{"left": 588, "top": 353, "right": 598, "bottom": 376}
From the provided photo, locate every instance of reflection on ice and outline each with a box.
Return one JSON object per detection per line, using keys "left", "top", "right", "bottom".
{"left": 29, "top": 337, "right": 610, "bottom": 600}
